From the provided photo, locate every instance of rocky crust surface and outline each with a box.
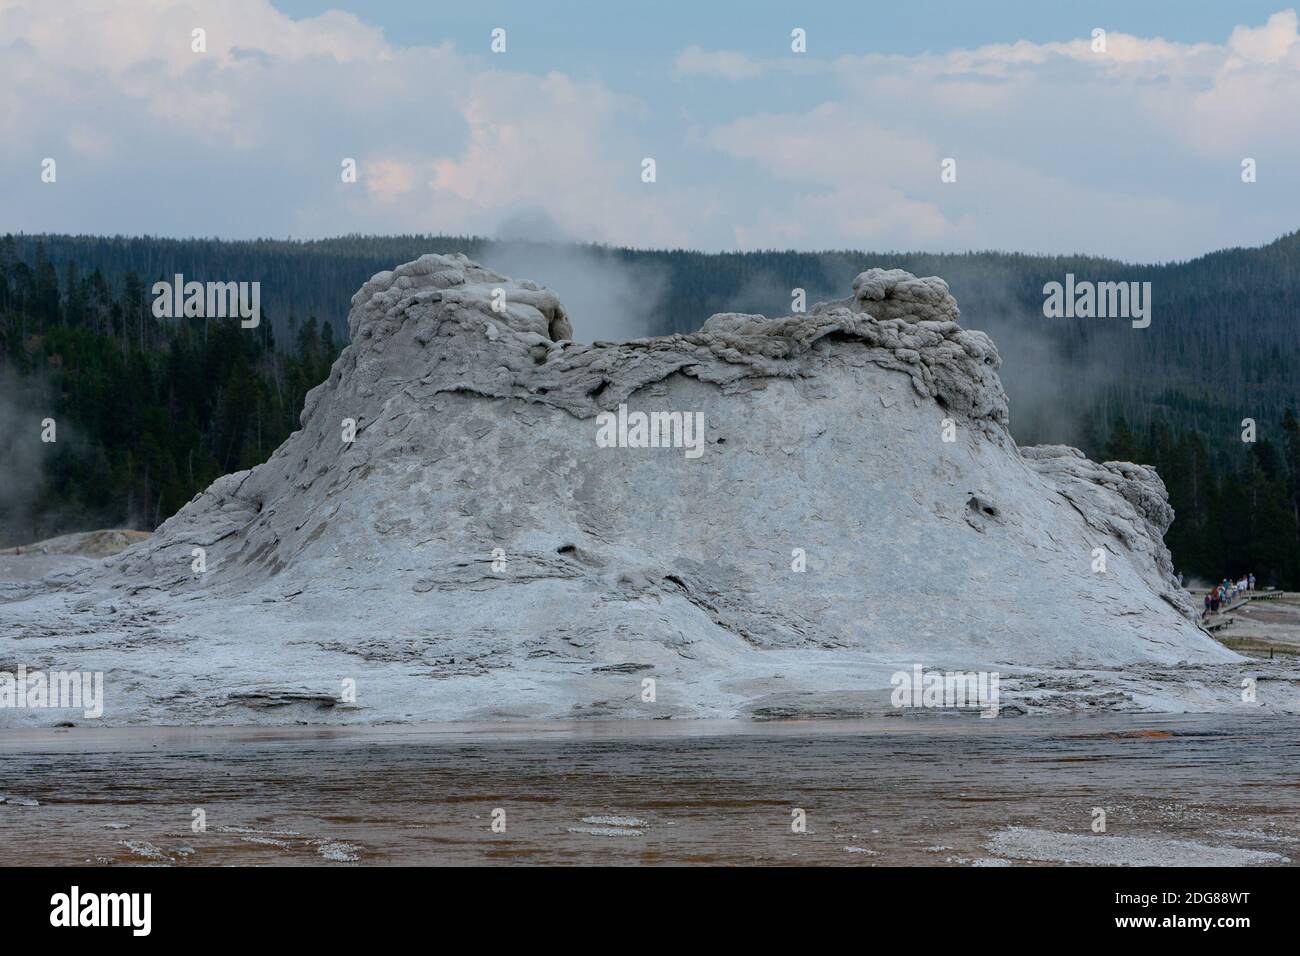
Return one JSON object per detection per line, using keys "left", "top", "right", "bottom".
{"left": 4, "top": 254, "right": 1282, "bottom": 727}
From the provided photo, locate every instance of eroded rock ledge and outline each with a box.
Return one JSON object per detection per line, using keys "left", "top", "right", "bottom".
{"left": 329, "top": 254, "right": 1009, "bottom": 432}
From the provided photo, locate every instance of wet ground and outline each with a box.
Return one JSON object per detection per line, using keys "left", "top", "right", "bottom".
{"left": 2, "top": 714, "right": 1298, "bottom": 866}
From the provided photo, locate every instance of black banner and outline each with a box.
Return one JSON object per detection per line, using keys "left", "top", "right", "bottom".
{"left": 0, "top": 866, "right": 1280, "bottom": 941}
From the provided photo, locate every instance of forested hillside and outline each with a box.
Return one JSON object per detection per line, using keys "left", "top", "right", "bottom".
{"left": 1, "top": 237, "right": 337, "bottom": 543}
{"left": 1105, "top": 412, "right": 1299, "bottom": 589}
{"left": 2, "top": 232, "right": 1298, "bottom": 586}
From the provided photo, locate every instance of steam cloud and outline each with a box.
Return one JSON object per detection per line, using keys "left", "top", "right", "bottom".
{"left": 481, "top": 210, "right": 669, "bottom": 344}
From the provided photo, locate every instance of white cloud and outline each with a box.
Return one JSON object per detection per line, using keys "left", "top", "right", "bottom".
{"left": 0, "top": 0, "right": 705, "bottom": 246}
{"left": 1, "top": 1, "right": 1298, "bottom": 258}
{"left": 1229, "top": 9, "right": 1299, "bottom": 63}
{"left": 0, "top": 0, "right": 388, "bottom": 74}
{"left": 684, "top": 12, "right": 1300, "bottom": 255}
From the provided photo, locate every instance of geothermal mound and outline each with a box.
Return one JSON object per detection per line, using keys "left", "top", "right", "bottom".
{"left": 3, "top": 254, "right": 1251, "bottom": 724}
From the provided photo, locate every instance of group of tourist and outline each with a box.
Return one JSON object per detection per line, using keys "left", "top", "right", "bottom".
{"left": 1203, "top": 574, "right": 1256, "bottom": 617}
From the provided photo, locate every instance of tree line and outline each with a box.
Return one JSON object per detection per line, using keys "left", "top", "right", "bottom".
{"left": 13, "top": 230, "right": 1298, "bottom": 446}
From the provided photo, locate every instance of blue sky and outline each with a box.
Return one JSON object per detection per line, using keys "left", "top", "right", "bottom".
{"left": 4, "top": 1, "right": 1299, "bottom": 260}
